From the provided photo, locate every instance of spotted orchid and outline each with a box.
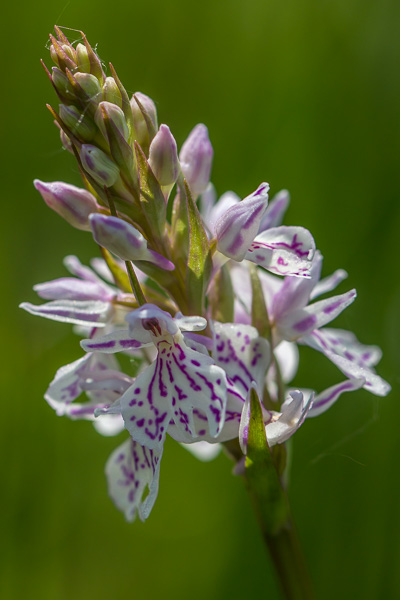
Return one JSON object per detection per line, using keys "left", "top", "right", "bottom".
{"left": 23, "top": 27, "right": 390, "bottom": 541}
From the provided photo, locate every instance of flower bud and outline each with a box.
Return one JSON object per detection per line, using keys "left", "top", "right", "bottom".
{"left": 34, "top": 180, "right": 99, "bottom": 230}
{"left": 76, "top": 43, "right": 91, "bottom": 73}
{"left": 89, "top": 214, "right": 174, "bottom": 270}
{"left": 130, "top": 92, "right": 158, "bottom": 150}
{"left": 95, "top": 102, "right": 129, "bottom": 142}
{"left": 215, "top": 183, "right": 270, "bottom": 261}
{"left": 80, "top": 145, "right": 120, "bottom": 187}
{"left": 179, "top": 124, "right": 213, "bottom": 196}
{"left": 59, "top": 128, "right": 74, "bottom": 154}
{"left": 74, "top": 73, "right": 102, "bottom": 102}
{"left": 59, "top": 104, "right": 97, "bottom": 141}
{"left": 52, "top": 67, "right": 74, "bottom": 99}
{"left": 149, "top": 125, "right": 179, "bottom": 186}
{"left": 103, "top": 77, "right": 123, "bottom": 108}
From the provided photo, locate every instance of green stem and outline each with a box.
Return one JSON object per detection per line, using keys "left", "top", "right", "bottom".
{"left": 245, "top": 475, "right": 315, "bottom": 600}
{"left": 125, "top": 260, "right": 146, "bottom": 306}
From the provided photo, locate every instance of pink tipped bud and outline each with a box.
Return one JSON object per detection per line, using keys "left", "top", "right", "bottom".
{"left": 51, "top": 67, "right": 74, "bottom": 99}
{"left": 149, "top": 124, "right": 179, "bottom": 186}
{"left": 34, "top": 180, "right": 99, "bottom": 230}
{"left": 215, "top": 183, "right": 270, "bottom": 261}
{"left": 95, "top": 101, "right": 129, "bottom": 142}
{"left": 80, "top": 145, "right": 120, "bottom": 187}
{"left": 89, "top": 214, "right": 175, "bottom": 270}
{"left": 130, "top": 92, "right": 158, "bottom": 149}
{"left": 179, "top": 124, "right": 213, "bottom": 197}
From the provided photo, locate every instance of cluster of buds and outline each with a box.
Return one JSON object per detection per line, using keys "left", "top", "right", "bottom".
{"left": 22, "top": 27, "right": 390, "bottom": 523}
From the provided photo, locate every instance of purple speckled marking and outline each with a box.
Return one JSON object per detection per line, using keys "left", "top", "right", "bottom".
{"left": 198, "top": 429, "right": 206, "bottom": 435}
{"left": 120, "top": 339, "right": 142, "bottom": 348}
{"left": 323, "top": 300, "right": 342, "bottom": 314}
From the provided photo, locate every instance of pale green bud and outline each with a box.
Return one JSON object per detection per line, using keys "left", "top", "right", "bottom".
{"left": 130, "top": 92, "right": 158, "bottom": 151}
{"left": 76, "top": 43, "right": 91, "bottom": 73}
{"left": 74, "top": 73, "right": 102, "bottom": 102}
{"left": 95, "top": 102, "right": 130, "bottom": 142}
{"left": 52, "top": 67, "right": 74, "bottom": 99}
{"left": 59, "top": 105, "right": 97, "bottom": 141}
{"left": 103, "top": 77, "right": 123, "bottom": 108}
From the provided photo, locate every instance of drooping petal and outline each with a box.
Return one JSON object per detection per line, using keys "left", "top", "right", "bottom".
{"left": 265, "top": 390, "right": 313, "bottom": 446}
{"left": 310, "top": 269, "right": 348, "bottom": 300}
{"left": 301, "top": 329, "right": 391, "bottom": 396}
{"left": 44, "top": 353, "right": 125, "bottom": 418}
{"left": 276, "top": 289, "right": 357, "bottom": 341}
{"left": 105, "top": 438, "right": 163, "bottom": 522}
{"left": 81, "top": 328, "right": 152, "bottom": 353}
{"left": 20, "top": 299, "right": 112, "bottom": 326}
{"left": 33, "top": 277, "right": 115, "bottom": 302}
{"left": 246, "top": 226, "right": 315, "bottom": 277}
{"left": 64, "top": 255, "right": 105, "bottom": 284}
{"left": 212, "top": 322, "right": 271, "bottom": 397}
{"left": 120, "top": 334, "right": 227, "bottom": 451}
{"left": 215, "top": 183, "right": 270, "bottom": 261}
{"left": 258, "top": 189, "right": 290, "bottom": 232}
{"left": 307, "top": 378, "right": 365, "bottom": 417}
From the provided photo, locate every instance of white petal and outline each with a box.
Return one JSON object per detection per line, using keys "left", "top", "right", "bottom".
{"left": 181, "top": 441, "right": 222, "bottom": 462}
{"left": 265, "top": 390, "right": 313, "bottom": 446}
{"left": 93, "top": 414, "right": 125, "bottom": 436}
{"left": 258, "top": 189, "right": 290, "bottom": 231}
{"left": 105, "top": 438, "right": 163, "bottom": 522}
{"left": 20, "top": 300, "right": 111, "bottom": 327}
{"left": 246, "top": 226, "right": 315, "bottom": 278}
{"left": 81, "top": 329, "right": 152, "bottom": 353}
{"left": 301, "top": 329, "right": 391, "bottom": 397}
{"left": 311, "top": 269, "right": 348, "bottom": 299}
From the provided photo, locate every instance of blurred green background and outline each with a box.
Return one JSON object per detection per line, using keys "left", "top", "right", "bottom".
{"left": 1, "top": 0, "right": 399, "bottom": 598}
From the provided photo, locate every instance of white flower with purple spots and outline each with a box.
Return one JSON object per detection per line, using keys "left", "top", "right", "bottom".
{"left": 81, "top": 304, "right": 229, "bottom": 451}
{"left": 212, "top": 183, "right": 315, "bottom": 278}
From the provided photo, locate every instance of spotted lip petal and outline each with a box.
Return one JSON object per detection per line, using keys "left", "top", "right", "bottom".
{"left": 212, "top": 322, "right": 271, "bottom": 397}
{"left": 215, "top": 183, "right": 270, "bottom": 261}
{"left": 120, "top": 334, "right": 227, "bottom": 451}
{"left": 245, "top": 226, "right": 316, "bottom": 278}
{"left": 301, "top": 329, "right": 391, "bottom": 396}
{"left": 20, "top": 299, "right": 112, "bottom": 327}
{"left": 105, "top": 438, "right": 163, "bottom": 522}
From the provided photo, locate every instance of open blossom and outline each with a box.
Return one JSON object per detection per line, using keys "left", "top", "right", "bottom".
{"left": 23, "top": 27, "right": 390, "bottom": 523}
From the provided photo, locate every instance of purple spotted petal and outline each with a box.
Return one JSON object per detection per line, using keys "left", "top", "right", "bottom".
{"left": 301, "top": 329, "right": 391, "bottom": 397}
{"left": 215, "top": 183, "right": 270, "bottom": 261}
{"left": 265, "top": 390, "right": 313, "bottom": 445}
{"left": 307, "top": 378, "right": 365, "bottom": 417}
{"left": 121, "top": 334, "right": 227, "bottom": 451}
{"left": 246, "top": 226, "right": 315, "bottom": 277}
{"left": 258, "top": 189, "right": 290, "bottom": 232}
{"left": 276, "top": 289, "right": 357, "bottom": 341}
{"left": 33, "top": 277, "right": 115, "bottom": 302}
{"left": 81, "top": 328, "right": 152, "bottom": 353}
{"left": 20, "top": 299, "right": 112, "bottom": 327}
{"left": 105, "top": 438, "right": 163, "bottom": 522}
{"left": 212, "top": 322, "right": 271, "bottom": 397}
